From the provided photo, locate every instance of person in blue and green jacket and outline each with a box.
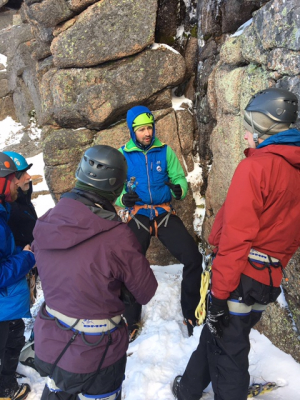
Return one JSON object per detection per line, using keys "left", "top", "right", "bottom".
{"left": 116, "top": 105, "right": 203, "bottom": 339}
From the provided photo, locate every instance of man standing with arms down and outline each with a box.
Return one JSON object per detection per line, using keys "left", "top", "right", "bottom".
{"left": 116, "top": 105, "right": 203, "bottom": 339}
{"left": 173, "top": 88, "right": 300, "bottom": 400}
{"left": 0, "top": 152, "right": 36, "bottom": 400}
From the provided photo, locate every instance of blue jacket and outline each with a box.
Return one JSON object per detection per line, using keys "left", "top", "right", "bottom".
{"left": 115, "top": 106, "right": 188, "bottom": 218}
{"left": 0, "top": 203, "right": 36, "bottom": 321}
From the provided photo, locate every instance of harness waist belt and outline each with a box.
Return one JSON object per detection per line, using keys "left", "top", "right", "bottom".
{"left": 45, "top": 305, "right": 121, "bottom": 334}
{"left": 228, "top": 300, "right": 267, "bottom": 315}
{"left": 248, "top": 248, "right": 280, "bottom": 265}
{"left": 47, "top": 378, "right": 122, "bottom": 400}
{"left": 78, "top": 387, "right": 121, "bottom": 400}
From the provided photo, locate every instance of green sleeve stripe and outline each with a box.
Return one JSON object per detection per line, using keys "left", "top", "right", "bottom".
{"left": 166, "top": 146, "right": 188, "bottom": 199}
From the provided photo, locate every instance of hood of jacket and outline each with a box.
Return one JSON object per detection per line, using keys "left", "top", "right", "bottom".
{"left": 126, "top": 105, "right": 156, "bottom": 148}
{"left": 245, "top": 129, "right": 300, "bottom": 169}
{"left": 33, "top": 197, "right": 123, "bottom": 251}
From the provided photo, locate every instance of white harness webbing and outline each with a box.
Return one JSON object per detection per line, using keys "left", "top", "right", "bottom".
{"left": 227, "top": 300, "right": 267, "bottom": 315}
{"left": 47, "top": 378, "right": 121, "bottom": 400}
{"left": 45, "top": 305, "right": 121, "bottom": 334}
{"left": 248, "top": 248, "right": 280, "bottom": 264}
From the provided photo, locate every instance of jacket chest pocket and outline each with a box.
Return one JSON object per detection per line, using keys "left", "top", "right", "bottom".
{"left": 149, "top": 157, "right": 167, "bottom": 183}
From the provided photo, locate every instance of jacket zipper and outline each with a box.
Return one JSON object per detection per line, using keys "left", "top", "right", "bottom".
{"left": 145, "top": 154, "right": 153, "bottom": 204}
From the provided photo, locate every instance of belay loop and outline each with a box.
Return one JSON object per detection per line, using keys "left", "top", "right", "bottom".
{"left": 127, "top": 202, "right": 176, "bottom": 237}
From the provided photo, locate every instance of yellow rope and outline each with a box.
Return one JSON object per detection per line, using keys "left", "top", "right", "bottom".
{"left": 195, "top": 253, "right": 213, "bottom": 325}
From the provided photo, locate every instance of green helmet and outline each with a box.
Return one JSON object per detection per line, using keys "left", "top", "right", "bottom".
{"left": 75, "top": 145, "right": 127, "bottom": 192}
{"left": 244, "top": 88, "right": 298, "bottom": 140}
{"left": 132, "top": 112, "right": 154, "bottom": 132}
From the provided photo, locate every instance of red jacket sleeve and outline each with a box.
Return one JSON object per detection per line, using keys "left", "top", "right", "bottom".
{"left": 208, "top": 203, "right": 225, "bottom": 248}
{"left": 210, "top": 158, "right": 264, "bottom": 299}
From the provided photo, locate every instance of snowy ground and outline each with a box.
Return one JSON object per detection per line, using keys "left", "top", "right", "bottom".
{"left": 1, "top": 121, "right": 300, "bottom": 399}
{"left": 19, "top": 264, "right": 300, "bottom": 400}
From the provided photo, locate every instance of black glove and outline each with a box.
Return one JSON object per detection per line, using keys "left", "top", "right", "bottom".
{"left": 120, "top": 283, "right": 136, "bottom": 306}
{"left": 184, "top": 318, "right": 195, "bottom": 337}
{"left": 206, "top": 294, "right": 230, "bottom": 339}
{"left": 122, "top": 192, "right": 141, "bottom": 208}
{"left": 165, "top": 182, "right": 182, "bottom": 200}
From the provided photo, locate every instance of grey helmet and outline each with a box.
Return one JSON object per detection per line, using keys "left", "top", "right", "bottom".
{"left": 0, "top": 152, "right": 18, "bottom": 178}
{"left": 244, "top": 88, "right": 298, "bottom": 142}
{"left": 75, "top": 145, "right": 127, "bottom": 192}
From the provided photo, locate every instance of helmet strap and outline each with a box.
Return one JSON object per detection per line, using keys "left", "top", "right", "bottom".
{"left": 250, "top": 112, "right": 259, "bottom": 147}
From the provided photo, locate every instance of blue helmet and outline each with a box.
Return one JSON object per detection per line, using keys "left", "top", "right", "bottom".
{"left": 3, "top": 151, "right": 32, "bottom": 172}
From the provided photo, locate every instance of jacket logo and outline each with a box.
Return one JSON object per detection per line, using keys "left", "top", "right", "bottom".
{"left": 156, "top": 166, "right": 162, "bottom": 172}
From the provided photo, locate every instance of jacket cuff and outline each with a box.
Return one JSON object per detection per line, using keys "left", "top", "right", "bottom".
{"left": 210, "top": 293, "right": 228, "bottom": 306}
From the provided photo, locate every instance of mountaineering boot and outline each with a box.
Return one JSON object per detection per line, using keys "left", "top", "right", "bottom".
{"left": 14, "top": 373, "right": 26, "bottom": 380}
{"left": 172, "top": 375, "right": 182, "bottom": 399}
{"left": 128, "top": 327, "right": 139, "bottom": 343}
{"left": 20, "top": 357, "right": 37, "bottom": 372}
{"left": 248, "top": 382, "right": 279, "bottom": 397}
{"left": 0, "top": 383, "right": 31, "bottom": 400}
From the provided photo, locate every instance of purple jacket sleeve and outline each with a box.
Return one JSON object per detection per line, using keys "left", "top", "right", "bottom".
{"left": 111, "top": 226, "right": 158, "bottom": 305}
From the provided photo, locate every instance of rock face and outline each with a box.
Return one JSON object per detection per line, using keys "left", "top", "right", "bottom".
{"left": 200, "top": 0, "right": 300, "bottom": 361}
{"left": 0, "top": 0, "right": 198, "bottom": 265}
{"left": 51, "top": 0, "right": 157, "bottom": 68}
{"left": 41, "top": 46, "right": 186, "bottom": 129}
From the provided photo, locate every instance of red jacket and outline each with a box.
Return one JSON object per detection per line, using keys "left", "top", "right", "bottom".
{"left": 209, "top": 143, "right": 300, "bottom": 299}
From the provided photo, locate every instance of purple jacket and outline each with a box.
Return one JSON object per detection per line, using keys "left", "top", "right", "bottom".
{"left": 32, "top": 197, "right": 157, "bottom": 373}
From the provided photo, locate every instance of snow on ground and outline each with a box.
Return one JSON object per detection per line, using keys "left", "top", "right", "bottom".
{"left": 27, "top": 152, "right": 55, "bottom": 217}
{"left": 0, "top": 117, "right": 24, "bottom": 148}
{"left": 0, "top": 53, "right": 7, "bottom": 69}
{"left": 20, "top": 263, "right": 300, "bottom": 400}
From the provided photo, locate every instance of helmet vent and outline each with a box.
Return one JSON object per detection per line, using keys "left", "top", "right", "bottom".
{"left": 276, "top": 108, "right": 283, "bottom": 115}
{"left": 89, "top": 160, "right": 94, "bottom": 166}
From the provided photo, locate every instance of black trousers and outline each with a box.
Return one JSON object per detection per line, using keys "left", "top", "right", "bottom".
{"left": 0, "top": 319, "right": 25, "bottom": 390}
{"left": 178, "top": 275, "right": 280, "bottom": 400}
{"left": 124, "top": 213, "right": 202, "bottom": 330}
{"left": 35, "top": 354, "right": 126, "bottom": 400}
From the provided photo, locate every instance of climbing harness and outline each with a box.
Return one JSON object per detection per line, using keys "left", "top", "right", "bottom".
{"left": 248, "top": 248, "right": 287, "bottom": 286}
{"left": 227, "top": 299, "right": 267, "bottom": 315}
{"left": 195, "top": 252, "right": 214, "bottom": 325}
{"left": 42, "top": 302, "right": 124, "bottom": 399}
{"left": 43, "top": 304, "right": 121, "bottom": 336}
{"left": 46, "top": 345, "right": 123, "bottom": 400}
{"left": 127, "top": 202, "right": 176, "bottom": 236}
{"left": 78, "top": 382, "right": 123, "bottom": 400}
{"left": 194, "top": 248, "right": 284, "bottom": 325}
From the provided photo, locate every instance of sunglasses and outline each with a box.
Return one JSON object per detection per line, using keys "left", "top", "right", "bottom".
{"left": 15, "top": 171, "right": 25, "bottom": 179}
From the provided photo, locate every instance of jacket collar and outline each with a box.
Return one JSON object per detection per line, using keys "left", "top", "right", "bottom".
{"left": 123, "top": 137, "right": 165, "bottom": 153}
